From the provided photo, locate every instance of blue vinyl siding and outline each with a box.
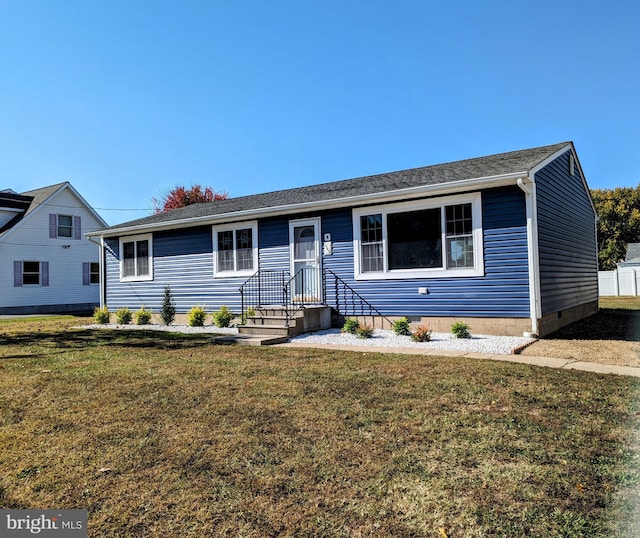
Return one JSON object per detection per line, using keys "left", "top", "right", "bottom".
{"left": 320, "top": 188, "right": 530, "bottom": 318}
{"left": 258, "top": 217, "right": 290, "bottom": 272}
{"left": 103, "top": 188, "right": 531, "bottom": 317}
{"left": 535, "top": 151, "right": 598, "bottom": 315}
{"left": 105, "top": 228, "right": 247, "bottom": 313}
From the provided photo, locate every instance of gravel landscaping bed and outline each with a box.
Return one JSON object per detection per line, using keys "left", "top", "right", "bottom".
{"left": 80, "top": 324, "right": 239, "bottom": 334}
{"left": 290, "top": 328, "right": 535, "bottom": 355}
{"left": 81, "top": 324, "right": 535, "bottom": 355}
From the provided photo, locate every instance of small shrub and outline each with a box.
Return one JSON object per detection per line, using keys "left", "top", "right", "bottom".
{"left": 212, "top": 305, "right": 233, "bottom": 328}
{"left": 392, "top": 317, "right": 412, "bottom": 336}
{"left": 411, "top": 324, "right": 432, "bottom": 342}
{"left": 115, "top": 307, "right": 132, "bottom": 325}
{"left": 135, "top": 306, "right": 153, "bottom": 325}
{"left": 451, "top": 321, "right": 471, "bottom": 339}
{"left": 188, "top": 306, "right": 207, "bottom": 327}
{"left": 160, "top": 286, "right": 176, "bottom": 326}
{"left": 241, "top": 307, "right": 256, "bottom": 325}
{"left": 341, "top": 317, "right": 360, "bottom": 334}
{"left": 356, "top": 324, "right": 374, "bottom": 339}
{"left": 93, "top": 306, "right": 110, "bottom": 324}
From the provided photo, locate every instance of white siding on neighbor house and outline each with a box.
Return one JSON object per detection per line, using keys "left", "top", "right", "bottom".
{"left": 599, "top": 269, "right": 640, "bottom": 296}
{"left": 0, "top": 187, "right": 104, "bottom": 310}
{"left": 0, "top": 208, "right": 21, "bottom": 228}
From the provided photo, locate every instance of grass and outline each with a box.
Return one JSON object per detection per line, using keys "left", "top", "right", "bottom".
{"left": 1, "top": 317, "right": 640, "bottom": 536}
{"left": 599, "top": 297, "right": 640, "bottom": 311}
{"left": 544, "top": 297, "right": 640, "bottom": 341}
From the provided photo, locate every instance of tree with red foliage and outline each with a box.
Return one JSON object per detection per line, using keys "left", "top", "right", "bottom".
{"left": 152, "top": 185, "right": 228, "bottom": 213}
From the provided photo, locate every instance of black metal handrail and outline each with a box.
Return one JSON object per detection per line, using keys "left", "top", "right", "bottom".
{"left": 322, "top": 268, "right": 393, "bottom": 328}
{"left": 240, "top": 267, "right": 393, "bottom": 329}
{"left": 239, "top": 268, "right": 321, "bottom": 326}
{"left": 239, "top": 269, "right": 289, "bottom": 317}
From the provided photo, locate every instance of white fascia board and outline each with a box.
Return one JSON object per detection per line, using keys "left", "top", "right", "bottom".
{"left": 89, "top": 171, "right": 528, "bottom": 238}
{"left": 529, "top": 142, "right": 597, "bottom": 217}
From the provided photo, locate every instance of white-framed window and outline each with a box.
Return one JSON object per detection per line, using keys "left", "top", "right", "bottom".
{"left": 119, "top": 234, "right": 153, "bottom": 282}
{"left": 212, "top": 221, "right": 258, "bottom": 277}
{"left": 353, "top": 193, "right": 484, "bottom": 280}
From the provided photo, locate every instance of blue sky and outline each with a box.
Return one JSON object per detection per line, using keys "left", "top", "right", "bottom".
{"left": 1, "top": 1, "right": 638, "bottom": 226}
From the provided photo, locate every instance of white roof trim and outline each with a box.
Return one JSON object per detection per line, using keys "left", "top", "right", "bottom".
{"left": 528, "top": 142, "right": 597, "bottom": 217}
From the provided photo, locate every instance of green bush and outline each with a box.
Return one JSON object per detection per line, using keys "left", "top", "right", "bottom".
{"left": 135, "top": 306, "right": 153, "bottom": 325}
{"left": 115, "top": 307, "right": 132, "bottom": 325}
{"left": 93, "top": 306, "right": 110, "bottom": 324}
{"left": 188, "top": 306, "right": 207, "bottom": 327}
{"left": 411, "top": 324, "right": 432, "bottom": 342}
{"left": 392, "top": 317, "right": 412, "bottom": 336}
{"left": 241, "top": 307, "right": 256, "bottom": 325}
{"left": 341, "top": 317, "right": 360, "bottom": 334}
{"left": 356, "top": 324, "right": 374, "bottom": 339}
{"left": 160, "top": 286, "right": 176, "bottom": 326}
{"left": 212, "top": 305, "right": 233, "bottom": 328}
{"left": 451, "top": 321, "right": 471, "bottom": 339}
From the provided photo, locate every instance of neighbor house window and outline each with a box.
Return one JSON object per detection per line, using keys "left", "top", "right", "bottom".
{"left": 49, "top": 214, "right": 81, "bottom": 239}
{"left": 83, "top": 262, "right": 100, "bottom": 285}
{"left": 119, "top": 234, "right": 153, "bottom": 281}
{"left": 13, "top": 261, "right": 49, "bottom": 287}
{"left": 353, "top": 194, "right": 483, "bottom": 279}
{"left": 212, "top": 221, "right": 258, "bottom": 277}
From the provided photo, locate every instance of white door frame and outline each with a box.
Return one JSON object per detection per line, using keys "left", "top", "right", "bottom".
{"left": 289, "top": 217, "right": 322, "bottom": 302}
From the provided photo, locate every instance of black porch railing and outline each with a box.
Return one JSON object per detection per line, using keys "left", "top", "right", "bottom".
{"left": 322, "top": 268, "right": 393, "bottom": 329}
{"left": 239, "top": 267, "right": 393, "bottom": 329}
{"left": 239, "top": 268, "right": 320, "bottom": 326}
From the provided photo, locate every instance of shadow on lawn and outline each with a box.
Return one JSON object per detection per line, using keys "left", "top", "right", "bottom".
{"left": 547, "top": 308, "right": 640, "bottom": 342}
{"left": 0, "top": 327, "right": 215, "bottom": 357}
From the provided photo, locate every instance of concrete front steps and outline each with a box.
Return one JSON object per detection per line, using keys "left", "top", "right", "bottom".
{"left": 212, "top": 305, "right": 332, "bottom": 346}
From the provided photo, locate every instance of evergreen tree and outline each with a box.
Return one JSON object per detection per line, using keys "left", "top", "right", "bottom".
{"left": 160, "top": 286, "right": 176, "bottom": 325}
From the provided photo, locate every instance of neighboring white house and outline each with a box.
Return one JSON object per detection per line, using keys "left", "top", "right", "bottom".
{"left": 0, "top": 182, "right": 107, "bottom": 315}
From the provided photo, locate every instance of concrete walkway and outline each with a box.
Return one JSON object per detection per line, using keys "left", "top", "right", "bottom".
{"left": 279, "top": 342, "right": 640, "bottom": 378}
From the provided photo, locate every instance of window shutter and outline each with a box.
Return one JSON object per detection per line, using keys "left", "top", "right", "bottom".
{"left": 14, "top": 261, "right": 22, "bottom": 287}
{"left": 83, "top": 262, "right": 90, "bottom": 285}
{"left": 74, "top": 216, "right": 82, "bottom": 240}
{"left": 49, "top": 214, "right": 57, "bottom": 238}
{"left": 42, "top": 262, "right": 49, "bottom": 287}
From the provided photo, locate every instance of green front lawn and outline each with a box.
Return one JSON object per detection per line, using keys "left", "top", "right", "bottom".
{"left": 0, "top": 318, "right": 639, "bottom": 536}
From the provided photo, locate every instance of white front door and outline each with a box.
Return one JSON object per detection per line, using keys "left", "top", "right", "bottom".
{"left": 290, "top": 218, "right": 322, "bottom": 302}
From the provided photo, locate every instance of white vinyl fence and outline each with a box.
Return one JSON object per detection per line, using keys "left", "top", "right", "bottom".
{"left": 599, "top": 268, "right": 640, "bottom": 296}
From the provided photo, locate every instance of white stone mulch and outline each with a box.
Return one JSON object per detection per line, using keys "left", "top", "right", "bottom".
{"left": 79, "top": 324, "right": 238, "bottom": 334}
{"left": 81, "top": 324, "right": 534, "bottom": 355}
{"left": 289, "top": 328, "right": 535, "bottom": 355}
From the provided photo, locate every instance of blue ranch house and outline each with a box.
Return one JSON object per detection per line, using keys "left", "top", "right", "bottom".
{"left": 88, "top": 142, "right": 598, "bottom": 337}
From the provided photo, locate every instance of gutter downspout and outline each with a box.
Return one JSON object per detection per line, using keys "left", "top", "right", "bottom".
{"left": 517, "top": 177, "right": 541, "bottom": 337}
{"left": 88, "top": 235, "right": 106, "bottom": 308}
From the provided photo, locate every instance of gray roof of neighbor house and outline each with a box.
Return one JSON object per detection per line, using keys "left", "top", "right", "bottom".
{"left": 0, "top": 183, "right": 69, "bottom": 235}
{"left": 1, "top": 182, "right": 107, "bottom": 237}
{"left": 95, "top": 141, "right": 573, "bottom": 235}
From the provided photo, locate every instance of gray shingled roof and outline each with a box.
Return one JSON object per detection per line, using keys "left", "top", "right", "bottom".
{"left": 0, "top": 182, "right": 78, "bottom": 237}
{"left": 100, "top": 142, "right": 570, "bottom": 233}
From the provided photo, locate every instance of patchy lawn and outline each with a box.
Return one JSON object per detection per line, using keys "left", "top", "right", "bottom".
{"left": 522, "top": 297, "right": 640, "bottom": 367}
{"left": 1, "top": 318, "right": 640, "bottom": 537}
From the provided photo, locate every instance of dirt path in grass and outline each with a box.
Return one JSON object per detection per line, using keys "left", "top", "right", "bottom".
{"left": 521, "top": 308, "right": 640, "bottom": 368}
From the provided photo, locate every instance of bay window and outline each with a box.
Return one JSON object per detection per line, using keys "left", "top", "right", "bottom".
{"left": 353, "top": 194, "right": 483, "bottom": 279}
